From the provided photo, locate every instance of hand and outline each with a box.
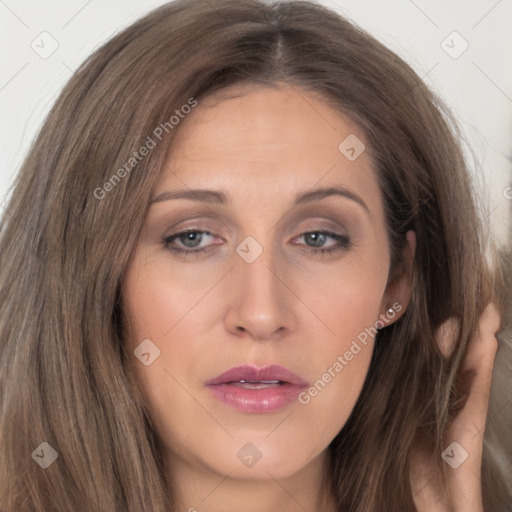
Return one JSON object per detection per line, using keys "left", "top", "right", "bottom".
{"left": 410, "top": 303, "right": 501, "bottom": 511}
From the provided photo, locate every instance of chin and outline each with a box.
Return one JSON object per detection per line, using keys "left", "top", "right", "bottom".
{"left": 196, "top": 435, "right": 323, "bottom": 481}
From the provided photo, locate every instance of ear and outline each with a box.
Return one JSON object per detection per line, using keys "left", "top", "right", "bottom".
{"left": 379, "top": 230, "right": 416, "bottom": 324}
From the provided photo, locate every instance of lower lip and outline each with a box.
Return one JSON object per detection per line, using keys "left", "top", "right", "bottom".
{"left": 206, "top": 382, "right": 306, "bottom": 413}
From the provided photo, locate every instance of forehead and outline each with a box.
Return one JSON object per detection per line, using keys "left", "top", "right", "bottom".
{"left": 170, "top": 84, "right": 366, "bottom": 158}
{"left": 158, "top": 84, "right": 382, "bottom": 216}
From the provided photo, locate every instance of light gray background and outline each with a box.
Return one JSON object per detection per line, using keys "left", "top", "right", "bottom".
{"left": 1, "top": 0, "right": 511, "bottom": 247}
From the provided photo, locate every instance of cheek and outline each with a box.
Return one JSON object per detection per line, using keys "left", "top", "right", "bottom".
{"left": 294, "top": 295, "right": 380, "bottom": 447}
{"left": 121, "top": 252, "right": 218, "bottom": 433}
{"left": 297, "top": 254, "right": 389, "bottom": 336}
{"left": 122, "top": 250, "right": 216, "bottom": 342}
{"left": 285, "top": 258, "right": 388, "bottom": 442}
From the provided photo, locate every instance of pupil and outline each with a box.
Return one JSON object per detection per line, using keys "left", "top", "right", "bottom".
{"left": 181, "top": 232, "right": 202, "bottom": 248}
{"left": 307, "top": 232, "right": 325, "bottom": 247}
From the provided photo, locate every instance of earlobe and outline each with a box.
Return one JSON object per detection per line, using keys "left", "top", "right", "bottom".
{"left": 379, "top": 230, "right": 416, "bottom": 323}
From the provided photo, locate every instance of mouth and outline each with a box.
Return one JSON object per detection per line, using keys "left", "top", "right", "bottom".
{"left": 205, "top": 365, "right": 308, "bottom": 413}
{"left": 229, "top": 379, "right": 284, "bottom": 390}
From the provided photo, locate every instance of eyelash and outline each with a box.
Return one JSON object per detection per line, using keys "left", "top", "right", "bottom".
{"left": 162, "top": 229, "right": 352, "bottom": 256}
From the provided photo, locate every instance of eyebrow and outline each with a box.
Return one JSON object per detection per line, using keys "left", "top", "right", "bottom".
{"left": 150, "top": 186, "right": 370, "bottom": 215}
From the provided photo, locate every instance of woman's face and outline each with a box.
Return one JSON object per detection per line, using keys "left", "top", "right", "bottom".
{"left": 122, "top": 84, "right": 414, "bottom": 484}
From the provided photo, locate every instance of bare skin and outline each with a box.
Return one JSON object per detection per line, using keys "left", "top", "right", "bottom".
{"left": 121, "top": 83, "right": 499, "bottom": 511}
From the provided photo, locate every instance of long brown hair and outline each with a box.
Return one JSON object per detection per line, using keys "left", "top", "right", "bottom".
{"left": 0, "top": 0, "right": 509, "bottom": 510}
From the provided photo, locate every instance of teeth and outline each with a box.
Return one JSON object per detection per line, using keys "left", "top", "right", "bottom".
{"left": 230, "top": 379, "right": 283, "bottom": 390}
{"left": 239, "top": 379, "right": 281, "bottom": 384}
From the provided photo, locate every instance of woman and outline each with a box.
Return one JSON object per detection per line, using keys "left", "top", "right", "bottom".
{"left": 0, "top": 0, "right": 509, "bottom": 510}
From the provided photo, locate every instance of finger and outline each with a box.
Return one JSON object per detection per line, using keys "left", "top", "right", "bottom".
{"left": 457, "top": 305, "right": 500, "bottom": 432}
{"left": 441, "top": 303, "right": 500, "bottom": 436}
{"left": 436, "top": 317, "right": 459, "bottom": 359}
{"left": 435, "top": 303, "right": 501, "bottom": 362}
{"left": 462, "top": 303, "right": 501, "bottom": 372}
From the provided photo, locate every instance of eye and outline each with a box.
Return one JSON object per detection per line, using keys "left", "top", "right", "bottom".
{"left": 162, "top": 229, "right": 217, "bottom": 255}
{"left": 293, "top": 230, "right": 352, "bottom": 255}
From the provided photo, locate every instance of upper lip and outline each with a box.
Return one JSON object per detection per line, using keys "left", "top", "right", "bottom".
{"left": 205, "top": 365, "right": 308, "bottom": 386}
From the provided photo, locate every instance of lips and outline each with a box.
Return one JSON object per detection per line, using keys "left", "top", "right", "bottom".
{"left": 205, "top": 365, "right": 308, "bottom": 413}
{"left": 205, "top": 365, "right": 308, "bottom": 386}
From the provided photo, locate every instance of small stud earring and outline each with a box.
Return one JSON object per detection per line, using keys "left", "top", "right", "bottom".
{"left": 387, "top": 308, "right": 394, "bottom": 316}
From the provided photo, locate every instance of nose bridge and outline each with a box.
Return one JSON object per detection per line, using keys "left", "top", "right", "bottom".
{"left": 238, "top": 237, "right": 278, "bottom": 298}
{"left": 226, "top": 234, "right": 294, "bottom": 339}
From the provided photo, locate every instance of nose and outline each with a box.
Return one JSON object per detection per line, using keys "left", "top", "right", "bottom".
{"left": 224, "top": 241, "right": 297, "bottom": 341}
